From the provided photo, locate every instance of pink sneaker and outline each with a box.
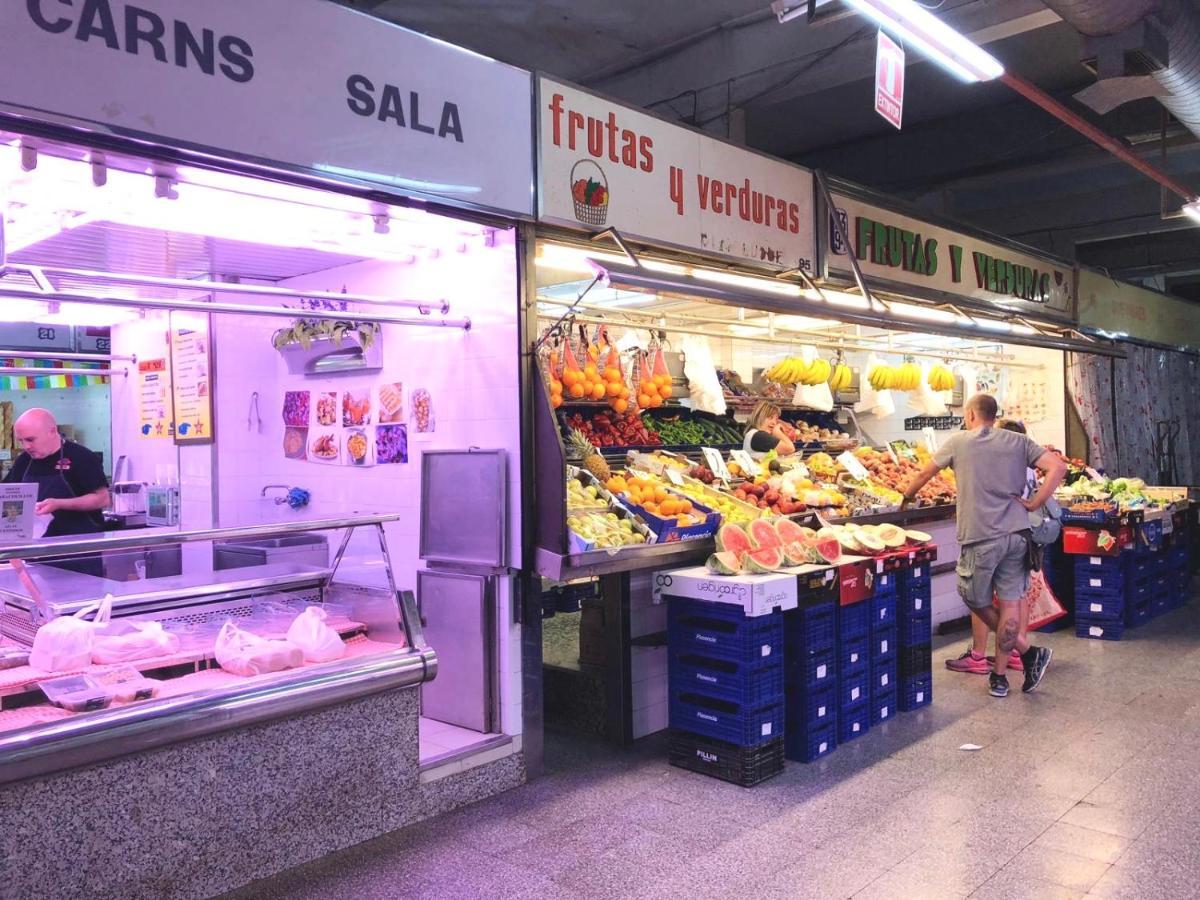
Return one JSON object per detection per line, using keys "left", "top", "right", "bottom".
{"left": 986, "top": 650, "right": 1025, "bottom": 672}
{"left": 946, "top": 648, "right": 989, "bottom": 674}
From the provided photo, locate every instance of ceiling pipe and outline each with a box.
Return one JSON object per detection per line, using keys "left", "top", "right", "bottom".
{"left": 1044, "top": 0, "right": 1200, "bottom": 146}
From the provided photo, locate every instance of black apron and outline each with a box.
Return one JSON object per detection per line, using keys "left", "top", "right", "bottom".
{"left": 13, "top": 443, "right": 104, "bottom": 578}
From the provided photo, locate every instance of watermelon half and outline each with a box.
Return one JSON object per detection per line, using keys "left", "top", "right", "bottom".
{"left": 716, "top": 523, "right": 753, "bottom": 559}
{"left": 706, "top": 551, "right": 743, "bottom": 575}
{"left": 748, "top": 518, "right": 782, "bottom": 550}
{"left": 744, "top": 546, "right": 783, "bottom": 573}
{"left": 774, "top": 518, "right": 807, "bottom": 546}
{"left": 781, "top": 541, "right": 809, "bottom": 567}
{"left": 815, "top": 538, "right": 842, "bottom": 564}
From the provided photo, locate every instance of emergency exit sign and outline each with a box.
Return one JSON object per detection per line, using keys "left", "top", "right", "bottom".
{"left": 875, "top": 31, "right": 905, "bottom": 130}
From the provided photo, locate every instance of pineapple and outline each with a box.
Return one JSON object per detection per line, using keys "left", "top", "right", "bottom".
{"left": 567, "top": 429, "right": 611, "bottom": 482}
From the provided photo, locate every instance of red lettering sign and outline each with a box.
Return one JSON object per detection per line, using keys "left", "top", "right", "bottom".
{"left": 875, "top": 31, "right": 904, "bottom": 130}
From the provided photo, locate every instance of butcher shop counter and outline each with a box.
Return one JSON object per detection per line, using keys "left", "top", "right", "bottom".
{"left": 0, "top": 516, "right": 516, "bottom": 900}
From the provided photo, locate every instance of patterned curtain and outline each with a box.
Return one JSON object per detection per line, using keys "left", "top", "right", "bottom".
{"left": 1066, "top": 351, "right": 1116, "bottom": 471}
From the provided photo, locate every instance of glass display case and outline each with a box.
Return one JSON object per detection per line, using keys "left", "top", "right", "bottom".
{"left": 0, "top": 514, "right": 433, "bottom": 784}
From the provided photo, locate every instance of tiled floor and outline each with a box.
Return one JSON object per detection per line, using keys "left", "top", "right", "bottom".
{"left": 419, "top": 717, "right": 491, "bottom": 761}
{"left": 232, "top": 593, "right": 1200, "bottom": 900}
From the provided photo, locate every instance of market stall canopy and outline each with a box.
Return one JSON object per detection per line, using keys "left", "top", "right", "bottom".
{"left": 1077, "top": 269, "right": 1200, "bottom": 353}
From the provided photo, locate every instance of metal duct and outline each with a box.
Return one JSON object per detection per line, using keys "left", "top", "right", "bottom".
{"left": 1045, "top": 0, "right": 1200, "bottom": 138}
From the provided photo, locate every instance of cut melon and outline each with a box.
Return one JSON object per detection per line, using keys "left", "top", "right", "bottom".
{"left": 817, "top": 526, "right": 840, "bottom": 543}
{"left": 815, "top": 538, "right": 842, "bottom": 564}
{"left": 748, "top": 518, "right": 782, "bottom": 550}
{"left": 774, "top": 518, "right": 807, "bottom": 546}
{"left": 799, "top": 526, "right": 818, "bottom": 542}
{"left": 905, "top": 529, "right": 932, "bottom": 544}
{"left": 858, "top": 532, "right": 886, "bottom": 553}
{"left": 781, "top": 541, "right": 809, "bottom": 567}
{"left": 878, "top": 523, "right": 906, "bottom": 548}
{"left": 744, "top": 546, "right": 783, "bottom": 573}
{"left": 837, "top": 531, "right": 863, "bottom": 553}
{"left": 706, "top": 551, "right": 743, "bottom": 575}
{"left": 716, "top": 523, "right": 753, "bottom": 559}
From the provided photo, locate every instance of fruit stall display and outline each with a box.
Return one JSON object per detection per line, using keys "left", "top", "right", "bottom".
{"left": 558, "top": 406, "right": 743, "bottom": 453}
{"left": 565, "top": 469, "right": 655, "bottom": 551}
{"left": 851, "top": 447, "right": 957, "bottom": 506}
{"left": 603, "top": 473, "right": 721, "bottom": 543}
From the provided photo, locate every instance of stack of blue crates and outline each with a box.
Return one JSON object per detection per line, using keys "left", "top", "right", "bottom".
{"left": 897, "top": 563, "right": 933, "bottom": 710}
{"left": 783, "top": 596, "right": 838, "bottom": 762}
{"left": 667, "top": 597, "right": 786, "bottom": 784}
{"left": 1167, "top": 538, "right": 1190, "bottom": 609}
{"left": 836, "top": 594, "right": 872, "bottom": 744}
{"left": 869, "top": 571, "right": 899, "bottom": 725}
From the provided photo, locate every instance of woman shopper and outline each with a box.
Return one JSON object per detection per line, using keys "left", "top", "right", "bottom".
{"left": 742, "top": 400, "right": 796, "bottom": 460}
{"left": 901, "top": 394, "right": 1065, "bottom": 698}
{"left": 945, "top": 418, "right": 1039, "bottom": 675}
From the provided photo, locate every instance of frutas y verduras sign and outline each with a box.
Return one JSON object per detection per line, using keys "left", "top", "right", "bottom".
{"left": 0, "top": 0, "right": 533, "bottom": 216}
{"left": 539, "top": 77, "right": 816, "bottom": 272}
{"left": 827, "top": 193, "right": 1074, "bottom": 318}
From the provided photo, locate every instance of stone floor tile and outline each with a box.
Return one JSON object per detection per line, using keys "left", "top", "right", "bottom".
{"left": 1001, "top": 843, "right": 1111, "bottom": 893}
{"left": 1058, "top": 799, "right": 1155, "bottom": 840}
{"left": 1032, "top": 821, "right": 1132, "bottom": 865}
{"left": 969, "top": 869, "right": 1085, "bottom": 900}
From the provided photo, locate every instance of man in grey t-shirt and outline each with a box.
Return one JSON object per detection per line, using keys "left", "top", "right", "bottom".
{"left": 902, "top": 394, "right": 1067, "bottom": 698}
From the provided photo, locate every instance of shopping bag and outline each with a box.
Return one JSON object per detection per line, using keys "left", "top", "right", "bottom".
{"left": 92, "top": 621, "right": 181, "bottom": 664}
{"left": 29, "top": 595, "right": 113, "bottom": 672}
{"left": 1025, "top": 571, "right": 1067, "bottom": 631}
{"left": 285, "top": 607, "right": 345, "bottom": 663}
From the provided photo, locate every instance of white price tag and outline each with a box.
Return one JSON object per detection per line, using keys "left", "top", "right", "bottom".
{"left": 817, "top": 705, "right": 827, "bottom": 718}
{"left": 819, "top": 741, "right": 828, "bottom": 753}
{"left": 852, "top": 722, "right": 861, "bottom": 733}
{"left": 881, "top": 639, "right": 889, "bottom": 654}
{"left": 701, "top": 447, "right": 732, "bottom": 483}
{"left": 1090, "top": 602, "right": 1102, "bottom": 612}
{"left": 1089, "top": 626, "right": 1103, "bottom": 637}
{"left": 880, "top": 706, "right": 890, "bottom": 719}
{"left": 850, "top": 687, "right": 861, "bottom": 701}
{"left": 915, "top": 598, "right": 923, "bottom": 611}
{"left": 881, "top": 673, "right": 889, "bottom": 687}
{"left": 916, "top": 691, "right": 925, "bottom": 703}
{"left": 850, "top": 652, "right": 860, "bottom": 664}
{"left": 761, "top": 723, "right": 772, "bottom": 737}
{"left": 886, "top": 445, "right": 899, "bottom": 464}
{"left": 730, "top": 449, "right": 760, "bottom": 477}
{"left": 838, "top": 451, "right": 870, "bottom": 481}
{"left": 1090, "top": 556, "right": 1101, "bottom": 565}
{"left": 1089, "top": 578, "right": 1101, "bottom": 588}
{"left": 761, "top": 644, "right": 772, "bottom": 657}
{"left": 664, "top": 467, "right": 684, "bottom": 486}
{"left": 1085, "top": 466, "right": 1105, "bottom": 483}
{"left": 792, "top": 461, "right": 810, "bottom": 478}
{"left": 816, "top": 664, "right": 827, "bottom": 679}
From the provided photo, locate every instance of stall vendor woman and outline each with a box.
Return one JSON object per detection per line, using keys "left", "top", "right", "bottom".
{"left": 743, "top": 401, "right": 796, "bottom": 460}
{"left": 5, "top": 408, "right": 109, "bottom": 538}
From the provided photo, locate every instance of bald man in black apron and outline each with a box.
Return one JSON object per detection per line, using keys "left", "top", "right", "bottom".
{"left": 4, "top": 408, "right": 110, "bottom": 577}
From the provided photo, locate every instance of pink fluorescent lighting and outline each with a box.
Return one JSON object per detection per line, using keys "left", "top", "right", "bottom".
{"left": 36, "top": 302, "right": 139, "bottom": 327}
{"left": 842, "top": 0, "right": 1004, "bottom": 83}
{"left": 0, "top": 300, "right": 49, "bottom": 322}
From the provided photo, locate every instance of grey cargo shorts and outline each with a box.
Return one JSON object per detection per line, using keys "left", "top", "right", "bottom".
{"left": 956, "top": 532, "right": 1030, "bottom": 610}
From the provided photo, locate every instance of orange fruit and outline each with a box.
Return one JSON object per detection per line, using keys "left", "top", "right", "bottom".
{"left": 612, "top": 398, "right": 628, "bottom": 414}
{"left": 583, "top": 363, "right": 599, "bottom": 380}
{"left": 551, "top": 395, "right": 562, "bottom": 408}
{"left": 619, "top": 386, "right": 630, "bottom": 400}
{"left": 643, "top": 502, "right": 658, "bottom": 516}
{"left": 568, "top": 383, "right": 586, "bottom": 398}
{"left": 590, "top": 383, "right": 606, "bottom": 400}
{"left": 550, "top": 379, "right": 563, "bottom": 393}
{"left": 679, "top": 499, "right": 693, "bottom": 513}
{"left": 638, "top": 393, "right": 651, "bottom": 407}
{"left": 604, "top": 367, "right": 621, "bottom": 382}
{"left": 653, "top": 486, "right": 668, "bottom": 503}
{"left": 605, "top": 381, "right": 621, "bottom": 398}
{"left": 658, "top": 383, "right": 672, "bottom": 398}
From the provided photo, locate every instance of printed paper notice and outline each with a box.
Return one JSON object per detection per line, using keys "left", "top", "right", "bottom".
{"left": 137, "top": 358, "right": 173, "bottom": 439}
{"left": 171, "top": 324, "right": 214, "bottom": 444}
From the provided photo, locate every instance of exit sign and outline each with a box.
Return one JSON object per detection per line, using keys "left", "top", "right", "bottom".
{"left": 875, "top": 30, "right": 905, "bottom": 130}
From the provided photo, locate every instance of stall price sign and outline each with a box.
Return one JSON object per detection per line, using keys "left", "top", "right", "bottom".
{"left": 701, "top": 447, "right": 732, "bottom": 483}
{"left": 170, "top": 320, "right": 214, "bottom": 445}
{"left": 874, "top": 31, "right": 905, "bottom": 130}
{"left": 664, "top": 467, "right": 685, "bottom": 486}
{"left": 729, "top": 449, "right": 761, "bottom": 478}
{"left": 838, "top": 451, "right": 870, "bottom": 481}
{"left": 137, "top": 358, "right": 173, "bottom": 439}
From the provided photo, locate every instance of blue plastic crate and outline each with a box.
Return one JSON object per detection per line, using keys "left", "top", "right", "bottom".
{"left": 784, "top": 720, "right": 837, "bottom": 763}
{"left": 1135, "top": 518, "right": 1164, "bottom": 553}
{"left": 1075, "top": 593, "right": 1125, "bottom": 621}
{"left": 786, "top": 683, "right": 837, "bottom": 731}
{"left": 1151, "top": 594, "right": 1169, "bottom": 616}
{"left": 1125, "top": 602, "right": 1152, "bottom": 627}
{"left": 786, "top": 645, "right": 836, "bottom": 694}
{"left": 871, "top": 658, "right": 898, "bottom": 697}
{"left": 783, "top": 600, "right": 837, "bottom": 654}
{"left": 900, "top": 614, "right": 932, "bottom": 646}
{"left": 839, "top": 668, "right": 870, "bottom": 710}
{"left": 1075, "top": 566, "right": 1127, "bottom": 594}
{"left": 668, "top": 599, "right": 784, "bottom": 664}
{"left": 873, "top": 571, "right": 898, "bottom": 597}
{"left": 872, "top": 689, "right": 898, "bottom": 726}
{"left": 670, "top": 652, "right": 785, "bottom": 709}
{"left": 668, "top": 730, "right": 785, "bottom": 787}
{"left": 669, "top": 691, "right": 784, "bottom": 747}
{"left": 900, "top": 674, "right": 933, "bottom": 711}
{"left": 898, "top": 587, "right": 932, "bottom": 620}
{"left": 871, "top": 626, "right": 898, "bottom": 664}
{"left": 1075, "top": 553, "right": 1128, "bottom": 575}
{"left": 871, "top": 591, "right": 897, "bottom": 631}
{"left": 898, "top": 643, "right": 932, "bottom": 679}
{"left": 898, "top": 563, "right": 933, "bottom": 588}
{"left": 838, "top": 600, "right": 870, "bottom": 640}
{"left": 840, "top": 633, "right": 870, "bottom": 675}
{"left": 1076, "top": 619, "right": 1124, "bottom": 641}
{"left": 838, "top": 702, "right": 871, "bottom": 743}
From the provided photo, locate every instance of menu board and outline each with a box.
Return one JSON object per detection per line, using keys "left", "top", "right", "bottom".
{"left": 170, "top": 321, "right": 214, "bottom": 445}
{"left": 137, "top": 358, "right": 173, "bottom": 439}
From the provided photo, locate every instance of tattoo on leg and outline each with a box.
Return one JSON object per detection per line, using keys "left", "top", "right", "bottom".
{"left": 999, "top": 617, "right": 1019, "bottom": 654}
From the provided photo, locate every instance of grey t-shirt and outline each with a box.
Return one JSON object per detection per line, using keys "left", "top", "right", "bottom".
{"left": 933, "top": 427, "right": 1045, "bottom": 546}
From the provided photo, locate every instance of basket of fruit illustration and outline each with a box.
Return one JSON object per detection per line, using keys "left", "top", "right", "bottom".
{"left": 570, "top": 159, "right": 609, "bottom": 226}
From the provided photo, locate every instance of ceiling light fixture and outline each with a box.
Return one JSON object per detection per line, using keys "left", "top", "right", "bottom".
{"left": 1182, "top": 199, "right": 1200, "bottom": 225}
{"left": 841, "top": 0, "right": 1005, "bottom": 83}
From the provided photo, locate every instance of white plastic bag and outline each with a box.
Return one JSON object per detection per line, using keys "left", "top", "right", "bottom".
{"left": 29, "top": 595, "right": 113, "bottom": 672}
{"left": 911, "top": 363, "right": 948, "bottom": 416}
{"left": 92, "top": 621, "right": 181, "bottom": 665}
{"left": 285, "top": 607, "right": 345, "bottom": 663}
{"left": 679, "top": 335, "right": 727, "bottom": 416}
{"left": 214, "top": 620, "right": 303, "bottom": 677}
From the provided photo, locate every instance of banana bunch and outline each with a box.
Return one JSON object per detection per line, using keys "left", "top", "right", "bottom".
{"left": 928, "top": 365, "right": 955, "bottom": 392}
{"left": 764, "top": 357, "right": 830, "bottom": 386}
{"left": 894, "top": 362, "right": 922, "bottom": 391}
{"left": 828, "top": 362, "right": 853, "bottom": 392}
{"left": 867, "top": 363, "right": 897, "bottom": 391}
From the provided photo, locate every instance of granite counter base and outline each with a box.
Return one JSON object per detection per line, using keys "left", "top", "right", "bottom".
{"left": 0, "top": 686, "right": 525, "bottom": 900}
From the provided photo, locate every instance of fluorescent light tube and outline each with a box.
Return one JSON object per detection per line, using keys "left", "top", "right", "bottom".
{"left": 1183, "top": 199, "right": 1200, "bottom": 224}
{"left": 842, "top": 0, "right": 1005, "bottom": 83}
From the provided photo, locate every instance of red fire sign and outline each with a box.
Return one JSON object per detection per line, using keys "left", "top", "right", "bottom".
{"left": 875, "top": 30, "right": 905, "bottom": 130}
